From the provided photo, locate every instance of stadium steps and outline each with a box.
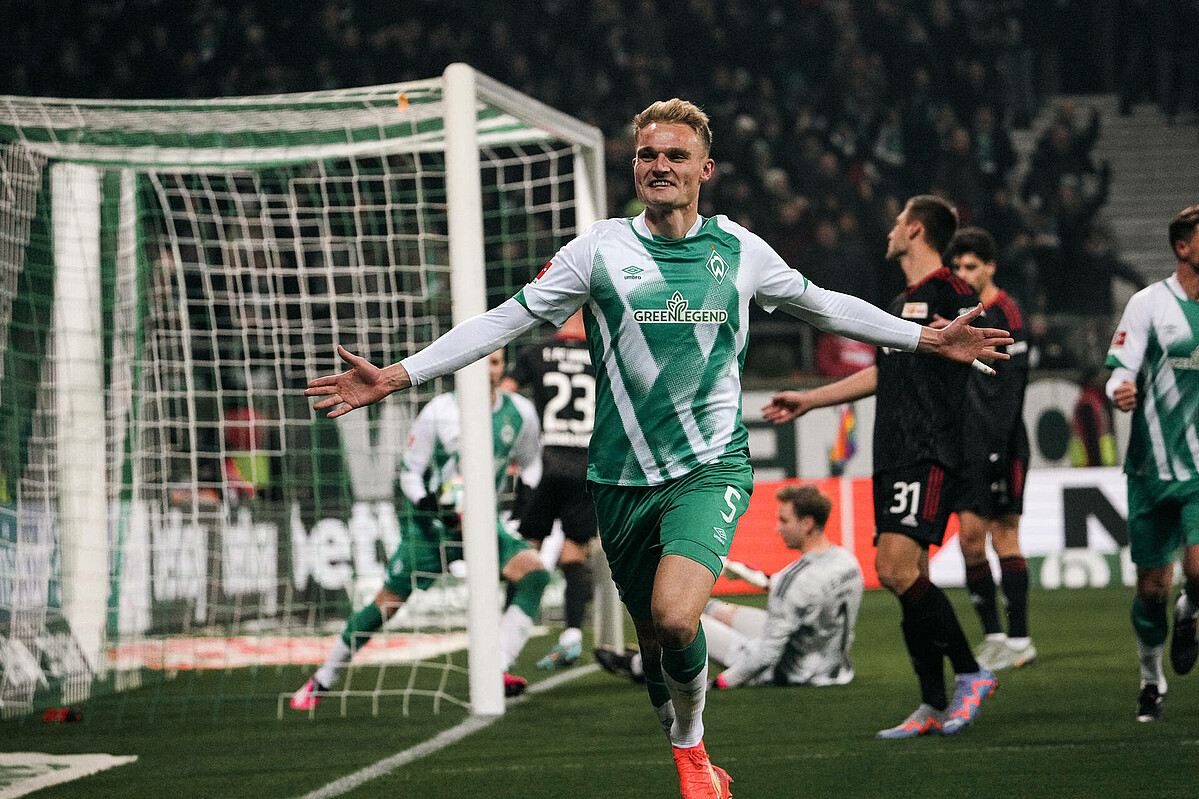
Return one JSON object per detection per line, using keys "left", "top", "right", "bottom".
{"left": 1087, "top": 92, "right": 1199, "bottom": 292}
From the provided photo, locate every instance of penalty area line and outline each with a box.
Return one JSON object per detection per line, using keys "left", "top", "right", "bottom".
{"left": 293, "top": 664, "right": 600, "bottom": 799}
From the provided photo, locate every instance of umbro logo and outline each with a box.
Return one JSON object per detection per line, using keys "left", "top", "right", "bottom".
{"left": 712, "top": 527, "right": 728, "bottom": 544}
{"left": 622, "top": 265, "right": 644, "bottom": 280}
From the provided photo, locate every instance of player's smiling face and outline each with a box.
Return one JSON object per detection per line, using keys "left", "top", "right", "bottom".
{"left": 633, "top": 122, "right": 714, "bottom": 214}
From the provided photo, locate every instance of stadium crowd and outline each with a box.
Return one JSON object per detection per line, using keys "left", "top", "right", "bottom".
{"left": 1, "top": 0, "right": 1142, "bottom": 368}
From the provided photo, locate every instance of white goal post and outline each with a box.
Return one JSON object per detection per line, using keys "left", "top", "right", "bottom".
{"left": 0, "top": 63, "right": 623, "bottom": 719}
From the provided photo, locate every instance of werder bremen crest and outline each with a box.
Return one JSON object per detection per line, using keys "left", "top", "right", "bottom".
{"left": 705, "top": 248, "right": 730, "bottom": 283}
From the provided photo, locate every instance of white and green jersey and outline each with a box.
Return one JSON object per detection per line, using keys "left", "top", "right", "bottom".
{"left": 403, "top": 211, "right": 921, "bottom": 488}
{"left": 1106, "top": 274, "right": 1199, "bottom": 481}
{"left": 398, "top": 390, "right": 542, "bottom": 504}
{"left": 517, "top": 214, "right": 808, "bottom": 484}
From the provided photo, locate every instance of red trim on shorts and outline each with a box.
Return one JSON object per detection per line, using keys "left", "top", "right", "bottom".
{"left": 1010, "top": 459, "right": 1025, "bottom": 498}
{"left": 922, "top": 464, "right": 944, "bottom": 521}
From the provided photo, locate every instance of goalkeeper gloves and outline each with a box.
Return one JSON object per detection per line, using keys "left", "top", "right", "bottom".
{"left": 721, "top": 560, "right": 769, "bottom": 589}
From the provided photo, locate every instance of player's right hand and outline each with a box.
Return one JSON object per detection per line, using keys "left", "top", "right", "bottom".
{"left": 762, "top": 390, "right": 814, "bottom": 424}
{"left": 306, "top": 346, "right": 408, "bottom": 417}
{"left": 1111, "top": 380, "right": 1137, "bottom": 412}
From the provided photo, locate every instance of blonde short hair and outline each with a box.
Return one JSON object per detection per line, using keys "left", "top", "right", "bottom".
{"left": 633, "top": 99, "right": 712, "bottom": 156}
{"left": 1169, "top": 204, "right": 1199, "bottom": 248}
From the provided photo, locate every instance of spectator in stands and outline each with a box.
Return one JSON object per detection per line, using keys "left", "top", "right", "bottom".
{"left": 969, "top": 105, "right": 1017, "bottom": 200}
{"left": 932, "top": 125, "right": 986, "bottom": 223}
{"left": 1115, "top": 0, "right": 1158, "bottom": 117}
{"left": 1021, "top": 101, "right": 1102, "bottom": 214}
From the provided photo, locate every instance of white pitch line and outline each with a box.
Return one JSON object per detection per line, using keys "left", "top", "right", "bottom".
{"left": 293, "top": 664, "right": 600, "bottom": 799}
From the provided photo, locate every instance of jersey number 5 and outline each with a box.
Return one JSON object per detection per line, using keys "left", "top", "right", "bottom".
{"left": 720, "top": 486, "right": 743, "bottom": 524}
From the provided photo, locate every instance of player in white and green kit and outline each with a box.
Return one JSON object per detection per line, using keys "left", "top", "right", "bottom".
{"left": 1106, "top": 204, "right": 1199, "bottom": 722}
{"left": 306, "top": 100, "right": 1011, "bottom": 799}
{"left": 292, "top": 351, "right": 548, "bottom": 710}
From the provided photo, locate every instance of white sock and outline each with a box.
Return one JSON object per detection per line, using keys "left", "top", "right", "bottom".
{"left": 314, "top": 637, "right": 353, "bottom": 689}
{"left": 1180, "top": 591, "right": 1199, "bottom": 619}
{"left": 654, "top": 699, "right": 676, "bottom": 737}
{"left": 500, "top": 605, "right": 535, "bottom": 671}
{"left": 662, "top": 662, "right": 708, "bottom": 749}
{"left": 630, "top": 651, "right": 644, "bottom": 679}
{"left": 558, "top": 626, "right": 583, "bottom": 647}
{"left": 1008, "top": 636, "right": 1031, "bottom": 649}
{"left": 1137, "top": 639, "right": 1167, "bottom": 692}
{"left": 985, "top": 632, "right": 1008, "bottom": 643}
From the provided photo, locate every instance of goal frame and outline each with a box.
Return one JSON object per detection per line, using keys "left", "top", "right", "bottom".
{"left": 2, "top": 62, "right": 622, "bottom": 718}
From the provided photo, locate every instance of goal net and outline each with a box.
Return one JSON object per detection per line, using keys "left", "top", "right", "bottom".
{"left": 0, "top": 65, "right": 621, "bottom": 720}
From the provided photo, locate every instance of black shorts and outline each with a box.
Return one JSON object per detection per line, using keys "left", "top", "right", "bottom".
{"left": 518, "top": 473, "right": 598, "bottom": 544}
{"left": 873, "top": 461, "right": 963, "bottom": 548}
{"left": 954, "top": 456, "right": 1027, "bottom": 518}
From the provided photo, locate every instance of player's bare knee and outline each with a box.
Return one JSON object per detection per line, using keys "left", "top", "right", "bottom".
{"left": 373, "top": 588, "right": 404, "bottom": 619}
{"left": 502, "top": 549, "right": 546, "bottom": 582}
{"left": 875, "top": 561, "right": 919, "bottom": 595}
{"left": 1137, "top": 569, "right": 1172, "bottom": 604}
{"left": 559, "top": 539, "right": 588, "bottom": 566}
{"left": 959, "top": 537, "right": 987, "bottom": 565}
{"left": 651, "top": 607, "right": 700, "bottom": 650}
{"left": 1182, "top": 546, "right": 1199, "bottom": 582}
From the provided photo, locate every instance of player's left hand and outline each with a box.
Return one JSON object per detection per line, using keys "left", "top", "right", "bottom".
{"left": 922, "top": 304, "right": 1012, "bottom": 364}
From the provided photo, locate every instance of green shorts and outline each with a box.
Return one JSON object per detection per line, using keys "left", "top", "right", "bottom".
{"left": 383, "top": 512, "right": 531, "bottom": 599}
{"left": 1127, "top": 474, "right": 1199, "bottom": 569}
{"left": 588, "top": 458, "right": 754, "bottom": 620}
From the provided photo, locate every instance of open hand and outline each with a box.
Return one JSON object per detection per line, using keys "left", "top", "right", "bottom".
{"left": 927, "top": 304, "right": 1013, "bottom": 364}
{"left": 762, "top": 390, "right": 815, "bottom": 424}
{"left": 305, "top": 345, "right": 404, "bottom": 417}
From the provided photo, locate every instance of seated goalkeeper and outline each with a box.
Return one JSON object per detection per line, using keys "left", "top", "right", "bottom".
{"left": 708, "top": 483, "right": 864, "bottom": 688}
{"left": 599, "top": 484, "right": 864, "bottom": 688}
{"left": 292, "top": 350, "right": 549, "bottom": 709}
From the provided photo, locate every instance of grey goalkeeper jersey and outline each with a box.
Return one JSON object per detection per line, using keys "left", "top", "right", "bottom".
{"left": 720, "top": 546, "right": 864, "bottom": 687}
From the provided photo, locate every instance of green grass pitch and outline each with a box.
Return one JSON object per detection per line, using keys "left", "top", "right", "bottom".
{"left": 3, "top": 584, "right": 1198, "bottom": 798}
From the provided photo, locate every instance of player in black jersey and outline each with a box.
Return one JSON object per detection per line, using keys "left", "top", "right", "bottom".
{"left": 501, "top": 310, "right": 598, "bottom": 669}
{"left": 946, "top": 227, "right": 1036, "bottom": 672}
{"left": 764, "top": 195, "right": 998, "bottom": 738}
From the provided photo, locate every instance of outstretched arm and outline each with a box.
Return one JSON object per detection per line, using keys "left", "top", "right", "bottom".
{"left": 306, "top": 299, "right": 543, "bottom": 417}
{"left": 780, "top": 283, "right": 1011, "bottom": 365}
{"left": 762, "top": 366, "right": 877, "bottom": 424}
